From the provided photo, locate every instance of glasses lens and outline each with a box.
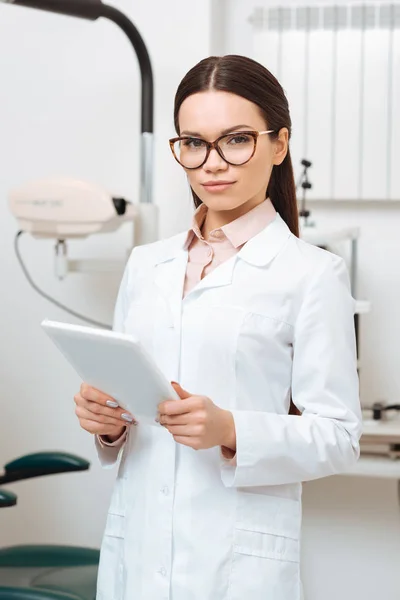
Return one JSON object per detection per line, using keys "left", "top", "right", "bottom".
{"left": 218, "top": 133, "right": 255, "bottom": 165}
{"left": 173, "top": 138, "right": 208, "bottom": 168}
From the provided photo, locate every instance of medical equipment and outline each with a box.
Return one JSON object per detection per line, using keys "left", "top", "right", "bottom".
{"left": 1, "top": 0, "right": 155, "bottom": 201}
{"left": 10, "top": 178, "right": 140, "bottom": 280}
{"left": 0, "top": 452, "right": 99, "bottom": 599}
{"left": 0, "top": 0, "right": 158, "bottom": 244}
{"left": 296, "top": 158, "right": 313, "bottom": 228}
{"left": 371, "top": 402, "right": 400, "bottom": 421}
{"left": 9, "top": 178, "right": 137, "bottom": 241}
{"left": 1, "top": 0, "right": 157, "bottom": 327}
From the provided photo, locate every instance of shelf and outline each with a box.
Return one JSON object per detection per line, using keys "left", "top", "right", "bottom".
{"left": 342, "top": 455, "right": 400, "bottom": 479}
{"left": 339, "top": 418, "right": 400, "bottom": 479}
{"left": 362, "top": 418, "right": 400, "bottom": 438}
{"left": 300, "top": 226, "right": 360, "bottom": 245}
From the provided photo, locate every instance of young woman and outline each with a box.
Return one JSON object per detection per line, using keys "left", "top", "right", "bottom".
{"left": 74, "top": 55, "right": 362, "bottom": 600}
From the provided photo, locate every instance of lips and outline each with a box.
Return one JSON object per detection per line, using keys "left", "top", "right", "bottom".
{"left": 202, "top": 181, "right": 235, "bottom": 186}
{"left": 200, "top": 181, "right": 236, "bottom": 193}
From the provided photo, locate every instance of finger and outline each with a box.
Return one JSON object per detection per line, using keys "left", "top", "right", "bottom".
{"left": 75, "top": 405, "right": 134, "bottom": 427}
{"left": 171, "top": 382, "right": 192, "bottom": 400}
{"left": 158, "top": 412, "right": 193, "bottom": 426}
{"left": 158, "top": 397, "right": 197, "bottom": 416}
{"left": 79, "top": 418, "right": 124, "bottom": 436}
{"left": 86, "top": 398, "right": 135, "bottom": 423}
{"left": 76, "top": 395, "right": 136, "bottom": 424}
{"left": 79, "top": 384, "right": 119, "bottom": 408}
{"left": 164, "top": 424, "right": 202, "bottom": 437}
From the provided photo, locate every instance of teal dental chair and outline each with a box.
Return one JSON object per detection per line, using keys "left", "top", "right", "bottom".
{"left": 0, "top": 490, "right": 17, "bottom": 509}
{"left": 0, "top": 453, "right": 100, "bottom": 600}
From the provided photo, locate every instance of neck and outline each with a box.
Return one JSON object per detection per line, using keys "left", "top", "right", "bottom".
{"left": 202, "top": 197, "right": 266, "bottom": 239}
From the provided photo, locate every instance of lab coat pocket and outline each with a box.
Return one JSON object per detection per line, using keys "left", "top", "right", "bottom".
{"left": 104, "top": 511, "right": 126, "bottom": 538}
{"left": 229, "top": 493, "right": 301, "bottom": 600}
{"left": 236, "top": 491, "right": 301, "bottom": 543}
{"left": 96, "top": 475, "right": 127, "bottom": 599}
{"left": 96, "top": 513, "right": 126, "bottom": 600}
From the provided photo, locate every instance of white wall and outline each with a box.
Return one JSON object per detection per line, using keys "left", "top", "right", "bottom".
{"left": 224, "top": 1, "right": 400, "bottom": 599}
{"left": 0, "top": 0, "right": 212, "bottom": 547}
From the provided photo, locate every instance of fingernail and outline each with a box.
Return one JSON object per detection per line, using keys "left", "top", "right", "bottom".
{"left": 121, "top": 413, "right": 133, "bottom": 422}
{"left": 106, "top": 400, "right": 119, "bottom": 408}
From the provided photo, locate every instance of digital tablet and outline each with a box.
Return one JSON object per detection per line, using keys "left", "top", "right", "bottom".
{"left": 41, "top": 319, "right": 179, "bottom": 426}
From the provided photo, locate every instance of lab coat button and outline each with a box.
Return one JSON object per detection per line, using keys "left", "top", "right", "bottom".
{"left": 161, "top": 486, "right": 169, "bottom": 495}
{"left": 158, "top": 567, "right": 167, "bottom": 577}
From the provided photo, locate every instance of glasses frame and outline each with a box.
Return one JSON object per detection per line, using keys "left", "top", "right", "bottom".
{"left": 169, "top": 129, "right": 275, "bottom": 170}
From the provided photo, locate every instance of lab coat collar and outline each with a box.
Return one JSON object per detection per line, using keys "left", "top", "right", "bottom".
{"left": 151, "top": 214, "right": 292, "bottom": 318}
{"left": 154, "top": 231, "right": 189, "bottom": 265}
{"left": 237, "top": 213, "right": 292, "bottom": 267}
{"left": 153, "top": 213, "right": 292, "bottom": 268}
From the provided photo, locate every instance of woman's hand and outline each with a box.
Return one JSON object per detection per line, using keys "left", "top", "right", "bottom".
{"left": 74, "top": 383, "right": 137, "bottom": 441}
{"left": 157, "top": 382, "right": 236, "bottom": 452}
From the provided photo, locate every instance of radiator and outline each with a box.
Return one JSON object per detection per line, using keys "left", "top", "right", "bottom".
{"left": 250, "top": 4, "right": 400, "bottom": 201}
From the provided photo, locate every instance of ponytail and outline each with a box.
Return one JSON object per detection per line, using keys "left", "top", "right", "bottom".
{"left": 267, "top": 149, "right": 299, "bottom": 238}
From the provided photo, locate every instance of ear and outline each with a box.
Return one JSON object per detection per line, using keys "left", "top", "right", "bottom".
{"left": 272, "top": 127, "right": 289, "bottom": 166}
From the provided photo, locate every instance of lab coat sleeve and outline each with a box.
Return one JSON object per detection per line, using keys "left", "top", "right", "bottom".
{"left": 221, "top": 255, "right": 362, "bottom": 488}
{"left": 95, "top": 248, "right": 137, "bottom": 468}
{"left": 95, "top": 431, "right": 128, "bottom": 468}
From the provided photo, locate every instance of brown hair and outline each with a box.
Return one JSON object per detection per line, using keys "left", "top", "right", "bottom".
{"left": 174, "top": 55, "right": 301, "bottom": 415}
{"left": 173, "top": 54, "right": 299, "bottom": 237}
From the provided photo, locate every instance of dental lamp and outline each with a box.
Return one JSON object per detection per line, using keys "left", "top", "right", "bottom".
{"left": 1, "top": 0, "right": 156, "bottom": 326}
{"left": 1, "top": 0, "right": 156, "bottom": 254}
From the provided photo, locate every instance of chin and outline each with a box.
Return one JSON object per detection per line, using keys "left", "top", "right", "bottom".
{"left": 196, "top": 193, "right": 243, "bottom": 212}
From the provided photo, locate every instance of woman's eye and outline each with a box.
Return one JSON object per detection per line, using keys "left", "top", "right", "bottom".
{"left": 182, "top": 138, "right": 205, "bottom": 149}
{"left": 227, "top": 134, "right": 251, "bottom": 145}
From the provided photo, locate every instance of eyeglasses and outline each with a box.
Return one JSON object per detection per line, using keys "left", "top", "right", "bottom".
{"left": 169, "top": 130, "right": 275, "bottom": 170}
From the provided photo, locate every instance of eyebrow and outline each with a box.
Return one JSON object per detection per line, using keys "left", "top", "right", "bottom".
{"left": 180, "top": 124, "right": 254, "bottom": 137}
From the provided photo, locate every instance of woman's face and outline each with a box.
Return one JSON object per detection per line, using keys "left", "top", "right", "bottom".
{"left": 177, "top": 90, "right": 288, "bottom": 214}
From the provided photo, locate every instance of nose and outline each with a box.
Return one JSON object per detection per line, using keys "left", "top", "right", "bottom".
{"left": 203, "top": 147, "right": 229, "bottom": 172}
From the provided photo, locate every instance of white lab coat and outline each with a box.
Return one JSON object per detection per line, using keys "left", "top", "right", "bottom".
{"left": 95, "top": 213, "right": 362, "bottom": 600}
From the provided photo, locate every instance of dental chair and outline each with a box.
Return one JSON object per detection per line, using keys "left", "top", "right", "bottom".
{"left": 0, "top": 490, "right": 17, "bottom": 509}
{"left": 0, "top": 452, "right": 100, "bottom": 600}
